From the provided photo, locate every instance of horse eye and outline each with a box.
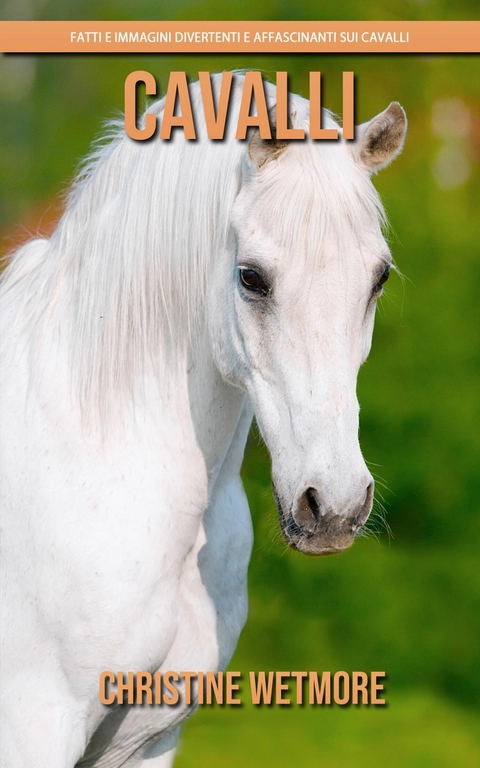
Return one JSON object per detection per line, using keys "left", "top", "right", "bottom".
{"left": 375, "top": 265, "right": 390, "bottom": 292}
{"left": 239, "top": 267, "right": 269, "bottom": 296}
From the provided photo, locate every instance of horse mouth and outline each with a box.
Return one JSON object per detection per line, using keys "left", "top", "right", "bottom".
{"left": 272, "top": 485, "right": 359, "bottom": 557}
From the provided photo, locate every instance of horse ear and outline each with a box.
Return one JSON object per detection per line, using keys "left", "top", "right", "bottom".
{"left": 353, "top": 102, "right": 407, "bottom": 174}
{"left": 248, "top": 106, "right": 290, "bottom": 168}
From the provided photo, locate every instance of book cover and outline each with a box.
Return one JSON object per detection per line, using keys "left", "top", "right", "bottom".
{"left": 0, "top": 6, "right": 479, "bottom": 768}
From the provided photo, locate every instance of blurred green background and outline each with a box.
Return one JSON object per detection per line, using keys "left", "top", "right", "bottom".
{"left": 1, "top": 1, "right": 479, "bottom": 766}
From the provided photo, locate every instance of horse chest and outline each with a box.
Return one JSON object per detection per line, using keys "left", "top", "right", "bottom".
{"left": 79, "top": 475, "right": 252, "bottom": 766}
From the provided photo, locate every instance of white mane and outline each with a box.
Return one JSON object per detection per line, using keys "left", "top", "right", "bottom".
{"left": 0, "top": 74, "right": 385, "bottom": 417}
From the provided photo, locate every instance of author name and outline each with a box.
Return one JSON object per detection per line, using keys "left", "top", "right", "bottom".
{"left": 100, "top": 670, "right": 386, "bottom": 706}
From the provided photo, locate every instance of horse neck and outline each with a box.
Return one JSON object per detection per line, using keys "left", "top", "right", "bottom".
{"left": 186, "top": 324, "right": 250, "bottom": 490}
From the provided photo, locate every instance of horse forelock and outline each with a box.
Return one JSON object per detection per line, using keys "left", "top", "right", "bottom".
{"left": 247, "top": 107, "right": 387, "bottom": 264}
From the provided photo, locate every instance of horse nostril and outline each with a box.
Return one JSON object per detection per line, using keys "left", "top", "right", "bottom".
{"left": 305, "top": 487, "right": 321, "bottom": 523}
{"left": 293, "top": 487, "right": 321, "bottom": 535}
{"left": 353, "top": 481, "right": 374, "bottom": 531}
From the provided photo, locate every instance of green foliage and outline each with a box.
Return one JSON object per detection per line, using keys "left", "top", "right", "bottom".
{"left": 1, "top": 2, "right": 479, "bottom": 763}
{"left": 177, "top": 692, "right": 480, "bottom": 767}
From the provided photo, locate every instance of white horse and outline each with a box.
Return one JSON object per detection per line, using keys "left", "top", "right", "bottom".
{"left": 0, "top": 74, "right": 406, "bottom": 767}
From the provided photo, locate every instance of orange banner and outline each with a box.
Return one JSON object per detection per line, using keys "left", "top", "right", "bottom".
{"left": 0, "top": 21, "right": 479, "bottom": 53}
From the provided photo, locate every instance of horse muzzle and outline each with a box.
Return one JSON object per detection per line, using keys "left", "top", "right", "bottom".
{"left": 273, "top": 481, "right": 374, "bottom": 556}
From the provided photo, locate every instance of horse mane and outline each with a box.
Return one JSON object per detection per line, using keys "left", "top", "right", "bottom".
{"left": 0, "top": 73, "right": 386, "bottom": 421}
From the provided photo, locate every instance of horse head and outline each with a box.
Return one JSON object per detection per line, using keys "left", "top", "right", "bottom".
{"left": 210, "top": 96, "right": 407, "bottom": 555}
